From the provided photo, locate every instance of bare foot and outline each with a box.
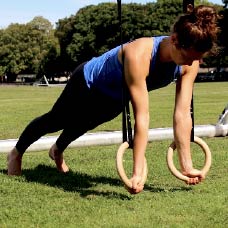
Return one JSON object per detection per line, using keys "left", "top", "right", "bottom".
{"left": 7, "top": 147, "right": 22, "bottom": 176}
{"left": 49, "top": 144, "right": 69, "bottom": 173}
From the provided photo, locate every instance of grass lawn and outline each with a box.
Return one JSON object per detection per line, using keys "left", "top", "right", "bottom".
{"left": 0, "top": 82, "right": 227, "bottom": 227}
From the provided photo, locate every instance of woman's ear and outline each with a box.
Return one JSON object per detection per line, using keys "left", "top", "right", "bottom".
{"left": 171, "top": 33, "right": 181, "bottom": 49}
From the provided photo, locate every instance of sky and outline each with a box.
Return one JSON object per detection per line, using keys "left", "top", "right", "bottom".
{"left": 0, "top": 0, "right": 224, "bottom": 29}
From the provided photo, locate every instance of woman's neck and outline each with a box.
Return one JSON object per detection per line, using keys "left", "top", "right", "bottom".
{"left": 159, "top": 37, "right": 173, "bottom": 62}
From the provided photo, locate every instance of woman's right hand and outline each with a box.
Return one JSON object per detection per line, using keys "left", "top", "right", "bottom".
{"left": 127, "top": 175, "right": 144, "bottom": 194}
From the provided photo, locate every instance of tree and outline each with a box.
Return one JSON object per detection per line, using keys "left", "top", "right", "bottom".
{"left": 215, "top": 7, "right": 228, "bottom": 69}
{"left": 0, "top": 24, "right": 28, "bottom": 81}
{"left": 0, "top": 17, "right": 59, "bottom": 81}
{"left": 55, "top": 2, "right": 182, "bottom": 70}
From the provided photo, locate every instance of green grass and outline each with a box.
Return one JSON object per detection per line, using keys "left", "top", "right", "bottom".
{"left": 0, "top": 82, "right": 228, "bottom": 227}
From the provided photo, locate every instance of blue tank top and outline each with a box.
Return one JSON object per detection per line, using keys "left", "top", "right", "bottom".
{"left": 83, "top": 36, "right": 181, "bottom": 100}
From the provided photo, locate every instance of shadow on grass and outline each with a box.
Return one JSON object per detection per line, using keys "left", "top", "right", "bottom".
{"left": 1, "top": 164, "right": 192, "bottom": 198}
{"left": 144, "top": 185, "right": 192, "bottom": 193}
{"left": 18, "top": 164, "right": 133, "bottom": 200}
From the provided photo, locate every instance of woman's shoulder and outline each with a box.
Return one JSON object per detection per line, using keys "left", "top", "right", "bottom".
{"left": 128, "top": 36, "right": 169, "bottom": 52}
{"left": 124, "top": 37, "right": 153, "bottom": 57}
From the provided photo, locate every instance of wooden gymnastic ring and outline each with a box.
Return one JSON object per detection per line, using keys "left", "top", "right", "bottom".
{"left": 167, "top": 136, "right": 212, "bottom": 182}
{"left": 116, "top": 141, "right": 148, "bottom": 189}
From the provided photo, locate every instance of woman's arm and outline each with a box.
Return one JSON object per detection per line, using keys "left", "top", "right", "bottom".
{"left": 174, "top": 61, "right": 205, "bottom": 184}
{"left": 120, "top": 38, "right": 152, "bottom": 193}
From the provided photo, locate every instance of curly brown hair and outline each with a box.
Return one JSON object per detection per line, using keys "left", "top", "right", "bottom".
{"left": 172, "top": 5, "right": 219, "bottom": 53}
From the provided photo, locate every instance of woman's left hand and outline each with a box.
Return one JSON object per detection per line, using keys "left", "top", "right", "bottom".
{"left": 182, "top": 168, "right": 206, "bottom": 185}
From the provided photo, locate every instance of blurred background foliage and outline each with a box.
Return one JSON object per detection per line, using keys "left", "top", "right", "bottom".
{"left": 0, "top": 0, "right": 227, "bottom": 82}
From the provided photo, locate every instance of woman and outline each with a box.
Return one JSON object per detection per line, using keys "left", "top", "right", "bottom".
{"left": 8, "top": 5, "right": 219, "bottom": 194}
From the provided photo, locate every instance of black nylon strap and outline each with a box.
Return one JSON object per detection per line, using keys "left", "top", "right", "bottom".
{"left": 118, "top": 1, "right": 195, "bottom": 145}
{"left": 117, "top": 0, "right": 133, "bottom": 148}
{"left": 183, "top": 0, "right": 195, "bottom": 142}
{"left": 183, "top": 0, "right": 194, "bottom": 13}
{"left": 190, "top": 95, "right": 194, "bottom": 142}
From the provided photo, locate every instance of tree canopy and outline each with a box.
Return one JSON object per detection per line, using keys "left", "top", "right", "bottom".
{"left": 0, "top": 17, "right": 59, "bottom": 81}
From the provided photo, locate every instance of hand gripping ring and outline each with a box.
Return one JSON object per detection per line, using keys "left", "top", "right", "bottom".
{"left": 167, "top": 136, "right": 212, "bottom": 182}
{"left": 116, "top": 141, "right": 148, "bottom": 189}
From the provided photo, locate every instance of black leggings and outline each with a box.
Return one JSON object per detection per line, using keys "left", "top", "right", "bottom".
{"left": 16, "top": 63, "right": 122, "bottom": 154}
